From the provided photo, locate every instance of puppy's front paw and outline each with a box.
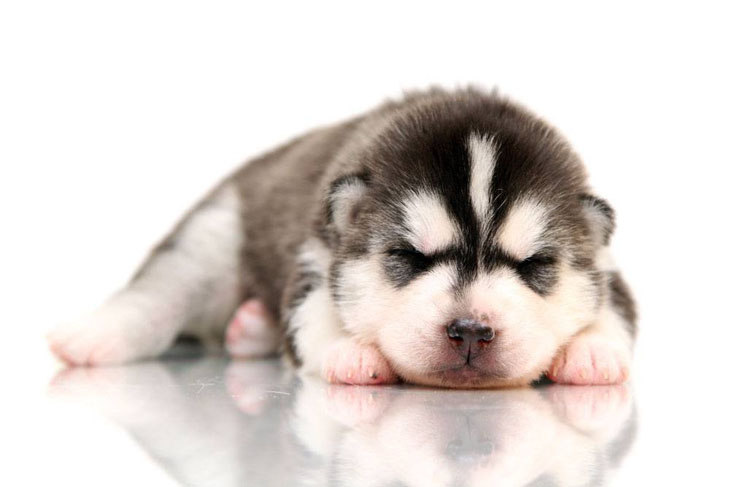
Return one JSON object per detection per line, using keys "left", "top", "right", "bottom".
{"left": 548, "top": 333, "right": 630, "bottom": 385}
{"left": 321, "top": 340, "right": 398, "bottom": 385}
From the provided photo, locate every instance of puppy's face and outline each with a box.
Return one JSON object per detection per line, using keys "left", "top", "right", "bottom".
{"left": 329, "top": 102, "right": 612, "bottom": 388}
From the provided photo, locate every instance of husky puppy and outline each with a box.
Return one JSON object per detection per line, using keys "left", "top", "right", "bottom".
{"left": 48, "top": 88, "right": 636, "bottom": 388}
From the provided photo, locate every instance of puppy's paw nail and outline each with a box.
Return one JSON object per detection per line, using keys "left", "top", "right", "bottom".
{"left": 368, "top": 368, "right": 378, "bottom": 379}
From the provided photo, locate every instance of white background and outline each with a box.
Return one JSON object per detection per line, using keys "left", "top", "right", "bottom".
{"left": 1, "top": 1, "right": 729, "bottom": 485}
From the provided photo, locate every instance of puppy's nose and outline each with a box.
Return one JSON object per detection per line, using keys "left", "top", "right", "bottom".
{"left": 446, "top": 319, "right": 495, "bottom": 355}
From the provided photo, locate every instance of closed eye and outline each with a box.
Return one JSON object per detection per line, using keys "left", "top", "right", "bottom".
{"left": 515, "top": 251, "right": 558, "bottom": 296}
{"left": 517, "top": 253, "right": 556, "bottom": 269}
{"left": 383, "top": 246, "right": 436, "bottom": 286}
{"left": 387, "top": 247, "right": 433, "bottom": 270}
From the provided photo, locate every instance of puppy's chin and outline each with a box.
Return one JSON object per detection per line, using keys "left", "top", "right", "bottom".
{"left": 378, "top": 334, "right": 555, "bottom": 389}
{"left": 393, "top": 363, "right": 544, "bottom": 389}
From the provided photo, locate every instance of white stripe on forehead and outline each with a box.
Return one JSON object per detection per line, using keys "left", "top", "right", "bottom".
{"left": 467, "top": 133, "right": 498, "bottom": 220}
{"left": 498, "top": 199, "right": 550, "bottom": 259}
{"left": 401, "top": 191, "right": 459, "bottom": 254}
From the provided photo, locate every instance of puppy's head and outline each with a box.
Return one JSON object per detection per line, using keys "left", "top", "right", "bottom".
{"left": 327, "top": 92, "right": 613, "bottom": 388}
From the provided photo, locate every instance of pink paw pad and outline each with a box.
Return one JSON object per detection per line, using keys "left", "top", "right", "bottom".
{"left": 548, "top": 335, "right": 630, "bottom": 385}
{"left": 225, "top": 299, "right": 279, "bottom": 358}
{"left": 322, "top": 341, "right": 398, "bottom": 386}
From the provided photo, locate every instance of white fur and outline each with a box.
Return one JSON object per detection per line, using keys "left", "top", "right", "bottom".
{"left": 322, "top": 187, "right": 626, "bottom": 387}
{"left": 595, "top": 246, "right": 618, "bottom": 272}
{"left": 290, "top": 250, "right": 397, "bottom": 383}
{"left": 401, "top": 191, "right": 459, "bottom": 254}
{"left": 332, "top": 236, "right": 602, "bottom": 385}
{"left": 296, "top": 237, "right": 331, "bottom": 278}
{"left": 48, "top": 182, "right": 243, "bottom": 364}
{"left": 466, "top": 264, "right": 599, "bottom": 382}
{"left": 170, "top": 183, "right": 243, "bottom": 337}
{"left": 291, "top": 287, "right": 345, "bottom": 375}
{"left": 467, "top": 132, "right": 498, "bottom": 220}
{"left": 591, "top": 301, "right": 633, "bottom": 350}
{"left": 288, "top": 240, "right": 341, "bottom": 374}
{"left": 497, "top": 198, "right": 549, "bottom": 259}
{"left": 336, "top": 253, "right": 461, "bottom": 382}
{"left": 549, "top": 299, "right": 633, "bottom": 384}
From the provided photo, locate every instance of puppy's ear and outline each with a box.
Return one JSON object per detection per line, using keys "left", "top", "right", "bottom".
{"left": 326, "top": 173, "right": 369, "bottom": 236}
{"left": 580, "top": 194, "right": 615, "bottom": 245}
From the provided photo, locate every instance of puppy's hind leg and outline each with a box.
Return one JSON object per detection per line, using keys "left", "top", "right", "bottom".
{"left": 49, "top": 181, "right": 245, "bottom": 366}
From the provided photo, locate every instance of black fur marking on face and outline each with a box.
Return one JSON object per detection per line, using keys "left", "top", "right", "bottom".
{"left": 384, "top": 247, "right": 435, "bottom": 288}
{"left": 387, "top": 247, "right": 432, "bottom": 271}
{"left": 513, "top": 250, "right": 559, "bottom": 296}
{"left": 354, "top": 91, "right": 598, "bottom": 297}
{"left": 382, "top": 243, "right": 462, "bottom": 288}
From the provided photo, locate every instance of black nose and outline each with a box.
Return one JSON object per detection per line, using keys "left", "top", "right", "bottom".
{"left": 446, "top": 319, "right": 495, "bottom": 356}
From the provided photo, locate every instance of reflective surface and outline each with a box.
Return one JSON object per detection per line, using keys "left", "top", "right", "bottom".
{"left": 48, "top": 352, "right": 637, "bottom": 487}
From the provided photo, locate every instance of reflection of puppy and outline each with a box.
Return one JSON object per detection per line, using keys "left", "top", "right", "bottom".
{"left": 49, "top": 359, "right": 636, "bottom": 487}
{"left": 291, "top": 380, "right": 636, "bottom": 487}
{"left": 48, "top": 359, "right": 298, "bottom": 487}
{"left": 49, "top": 88, "right": 636, "bottom": 387}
